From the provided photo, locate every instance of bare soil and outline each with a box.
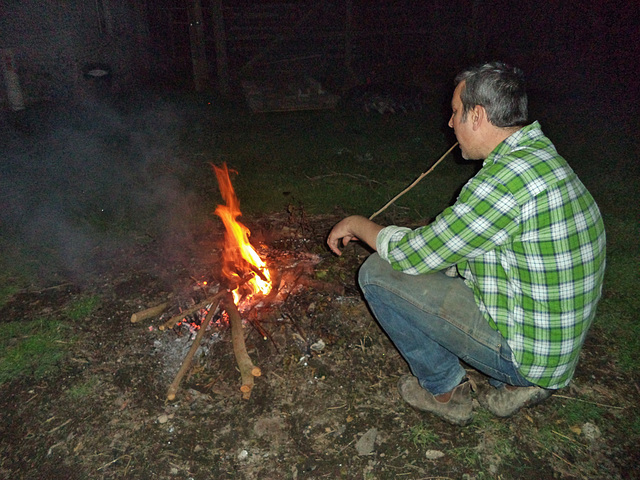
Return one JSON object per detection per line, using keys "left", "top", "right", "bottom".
{"left": 1, "top": 214, "right": 638, "bottom": 480}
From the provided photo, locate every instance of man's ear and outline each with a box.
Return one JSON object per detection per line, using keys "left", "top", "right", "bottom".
{"left": 472, "top": 105, "right": 486, "bottom": 130}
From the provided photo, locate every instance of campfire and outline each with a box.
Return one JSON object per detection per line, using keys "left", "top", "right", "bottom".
{"left": 212, "top": 163, "right": 273, "bottom": 307}
{"left": 130, "top": 164, "right": 343, "bottom": 402}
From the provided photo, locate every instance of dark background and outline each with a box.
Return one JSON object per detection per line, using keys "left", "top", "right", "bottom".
{"left": 1, "top": 0, "right": 638, "bottom": 282}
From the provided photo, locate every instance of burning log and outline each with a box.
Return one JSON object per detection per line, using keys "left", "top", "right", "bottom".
{"left": 166, "top": 296, "right": 222, "bottom": 401}
{"left": 159, "top": 291, "right": 227, "bottom": 331}
{"left": 130, "top": 302, "right": 169, "bottom": 323}
{"left": 223, "top": 293, "right": 262, "bottom": 400}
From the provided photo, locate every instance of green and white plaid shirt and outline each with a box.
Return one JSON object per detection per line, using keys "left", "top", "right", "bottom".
{"left": 377, "top": 122, "right": 606, "bottom": 389}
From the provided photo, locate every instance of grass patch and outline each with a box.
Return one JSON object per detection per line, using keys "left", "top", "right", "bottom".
{"left": 536, "top": 423, "right": 589, "bottom": 466}
{"left": 64, "top": 295, "right": 101, "bottom": 321}
{"left": 0, "top": 318, "right": 71, "bottom": 385}
{"left": 406, "top": 421, "right": 440, "bottom": 449}
{"left": 591, "top": 214, "right": 640, "bottom": 373}
{"left": 0, "top": 283, "right": 20, "bottom": 310}
{"left": 66, "top": 377, "right": 100, "bottom": 400}
{"left": 552, "top": 396, "right": 604, "bottom": 425}
{"left": 450, "top": 444, "right": 483, "bottom": 469}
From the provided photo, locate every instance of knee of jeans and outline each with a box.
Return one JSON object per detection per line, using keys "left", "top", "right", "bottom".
{"left": 358, "top": 254, "right": 382, "bottom": 289}
{"left": 357, "top": 263, "right": 368, "bottom": 289}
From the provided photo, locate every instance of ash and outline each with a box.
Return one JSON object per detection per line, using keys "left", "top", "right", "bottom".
{"left": 153, "top": 324, "right": 224, "bottom": 382}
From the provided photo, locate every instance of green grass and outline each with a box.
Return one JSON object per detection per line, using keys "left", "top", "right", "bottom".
{"left": 65, "top": 377, "right": 100, "bottom": 400}
{"left": 591, "top": 215, "right": 640, "bottom": 372}
{"left": 0, "top": 283, "right": 20, "bottom": 310}
{"left": 64, "top": 295, "right": 101, "bottom": 321}
{"left": 406, "top": 421, "right": 440, "bottom": 448}
{"left": 0, "top": 318, "right": 71, "bottom": 384}
{"left": 536, "top": 422, "right": 589, "bottom": 466}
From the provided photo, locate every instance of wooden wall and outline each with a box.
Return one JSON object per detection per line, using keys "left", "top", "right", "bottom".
{"left": 149, "top": 1, "right": 470, "bottom": 94}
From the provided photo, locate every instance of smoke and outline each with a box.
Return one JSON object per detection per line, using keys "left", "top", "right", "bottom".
{"left": 0, "top": 96, "right": 203, "bottom": 284}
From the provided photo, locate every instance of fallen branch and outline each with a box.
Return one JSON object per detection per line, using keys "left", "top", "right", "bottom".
{"left": 306, "top": 171, "right": 383, "bottom": 186}
{"left": 223, "top": 294, "right": 261, "bottom": 399}
{"left": 159, "top": 291, "right": 227, "bottom": 331}
{"left": 166, "top": 298, "right": 222, "bottom": 401}
{"left": 369, "top": 142, "right": 458, "bottom": 220}
{"left": 553, "top": 394, "right": 626, "bottom": 410}
{"left": 130, "top": 302, "right": 169, "bottom": 323}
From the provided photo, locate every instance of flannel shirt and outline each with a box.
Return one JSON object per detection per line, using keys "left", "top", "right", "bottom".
{"left": 377, "top": 122, "right": 606, "bottom": 389}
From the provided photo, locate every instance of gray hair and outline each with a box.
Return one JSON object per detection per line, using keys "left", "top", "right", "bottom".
{"left": 454, "top": 62, "right": 528, "bottom": 128}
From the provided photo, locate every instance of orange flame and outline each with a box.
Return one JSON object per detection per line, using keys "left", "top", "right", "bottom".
{"left": 213, "top": 163, "right": 272, "bottom": 305}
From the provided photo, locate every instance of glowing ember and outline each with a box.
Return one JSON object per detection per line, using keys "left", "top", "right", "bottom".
{"left": 213, "top": 163, "right": 272, "bottom": 306}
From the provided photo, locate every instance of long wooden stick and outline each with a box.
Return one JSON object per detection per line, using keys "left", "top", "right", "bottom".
{"left": 369, "top": 142, "right": 458, "bottom": 220}
{"left": 166, "top": 299, "right": 221, "bottom": 401}
{"left": 223, "top": 294, "right": 262, "bottom": 400}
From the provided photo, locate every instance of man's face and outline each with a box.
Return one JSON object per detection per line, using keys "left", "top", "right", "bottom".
{"left": 448, "top": 82, "right": 482, "bottom": 160}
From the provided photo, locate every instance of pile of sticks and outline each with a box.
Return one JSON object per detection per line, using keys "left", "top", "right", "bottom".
{"left": 131, "top": 290, "right": 261, "bottom": 401}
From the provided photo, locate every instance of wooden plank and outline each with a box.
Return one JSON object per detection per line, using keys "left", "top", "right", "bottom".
{"left": 212, "top": 0, "right": 230, "bottom": 97}
{"left": 187, "top": 0, "right": 210, "bottom": 91}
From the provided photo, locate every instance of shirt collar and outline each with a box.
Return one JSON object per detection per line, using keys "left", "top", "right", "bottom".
{"left": 484, "top": 121, "right": 543, "bottom": 167}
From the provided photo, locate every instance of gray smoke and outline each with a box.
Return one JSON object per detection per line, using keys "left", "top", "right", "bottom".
{"left": 1, "top": 96, "right": 203, "bottom": 284}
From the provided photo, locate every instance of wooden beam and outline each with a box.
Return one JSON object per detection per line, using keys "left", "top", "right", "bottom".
{"left": 212, "top": 0, "right": 231, "bottom": 98}
{"left": 188, "top": 0, "right": 210, "bottom": 91}
{"left": 344, "top": 0, "right": 355, "bottom": 81}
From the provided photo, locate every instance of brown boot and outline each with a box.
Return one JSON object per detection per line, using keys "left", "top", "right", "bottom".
{"left": 478, "top": 385, "right": 553, "bottom": 418}
{"left": 398, "top": 375, "right": 473, "bottom": 426}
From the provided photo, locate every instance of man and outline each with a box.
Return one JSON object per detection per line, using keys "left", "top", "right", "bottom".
{"left": 327, "top": 62, "right": 606, "bottom": 425}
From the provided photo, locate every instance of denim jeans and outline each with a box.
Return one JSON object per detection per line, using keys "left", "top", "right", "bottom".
{"left": 358, "top": 253, "right": 534, "bottom": 396}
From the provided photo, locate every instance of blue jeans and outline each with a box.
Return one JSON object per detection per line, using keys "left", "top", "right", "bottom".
{"left": 358, "top": 254, "right": 534, "bottom": 396}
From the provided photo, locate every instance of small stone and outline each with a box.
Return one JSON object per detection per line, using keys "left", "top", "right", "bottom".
{"left": 237, "top": 449, "right": 248, "bottom": 461}
{"left": 157, "top": 414, "right": 169, "bottom": 424}
{"left": 582, "top": 422, "right": 601, "bottom": 442}
{"left": 425, "top": 449, "right": 445, "bottom": 460}
{"left": 355, "top": 428, "right": 377, "bottom": 455}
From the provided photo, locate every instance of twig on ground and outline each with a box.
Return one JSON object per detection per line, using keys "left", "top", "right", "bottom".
{"left": 553, "top": 394, "right": 626, "bottom": 410}
{"left": 281, "top": 310, "right": 307, "bottom": 341}
{"left": 97, "top": 455, "right": 132, "bottom": 472}
{"left": 552, "top": 430, "right": 587, "bottom": 449}
{"left": 537, "top": 442, "right": 576, "bottom": 469}
{"left": 247, "top": 313, "right": 279, "bottom": 354}
{"left": 535, "top": 438, "right": 590, "bottom": 477}
{"left": 306, "top": 172, "right": 383, "bottom": 186}
{"left": 48, "top": 418, "right": 72, "bottom": 434}
{"left": 338, "top": 438, "right": 356, "bottom": 454}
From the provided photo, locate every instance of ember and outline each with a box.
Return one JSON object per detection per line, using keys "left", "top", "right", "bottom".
{"left": 213, "top": 163, "right": 273, "bottom": 307}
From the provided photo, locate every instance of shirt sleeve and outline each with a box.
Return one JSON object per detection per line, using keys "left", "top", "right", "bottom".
{"left": 376, "top": 225, "right": 412, "bottom": 261}
{"left": 385, "top": 173, "right": 522, "bottom": 275}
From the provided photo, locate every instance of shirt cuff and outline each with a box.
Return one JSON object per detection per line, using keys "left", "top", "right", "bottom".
{"left": 376, "top": 225, "right": 412, "bottom": 262}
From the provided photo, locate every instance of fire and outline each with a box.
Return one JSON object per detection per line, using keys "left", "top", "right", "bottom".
{"left": 213, "top": 163, "right": 272, "bottom": 305}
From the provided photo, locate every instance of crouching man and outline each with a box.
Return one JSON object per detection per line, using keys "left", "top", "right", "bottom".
{"left": 327, "top": 62, "right": 606, "bottom": 425}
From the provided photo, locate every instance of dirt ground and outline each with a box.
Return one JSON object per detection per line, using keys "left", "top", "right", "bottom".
{"left": 1, "top": 213, "right": 638, "bottom": 480}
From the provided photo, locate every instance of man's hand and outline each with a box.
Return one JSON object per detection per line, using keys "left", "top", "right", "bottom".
{"left": 327, "top": 215, "right": 384, "bottom": 256}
